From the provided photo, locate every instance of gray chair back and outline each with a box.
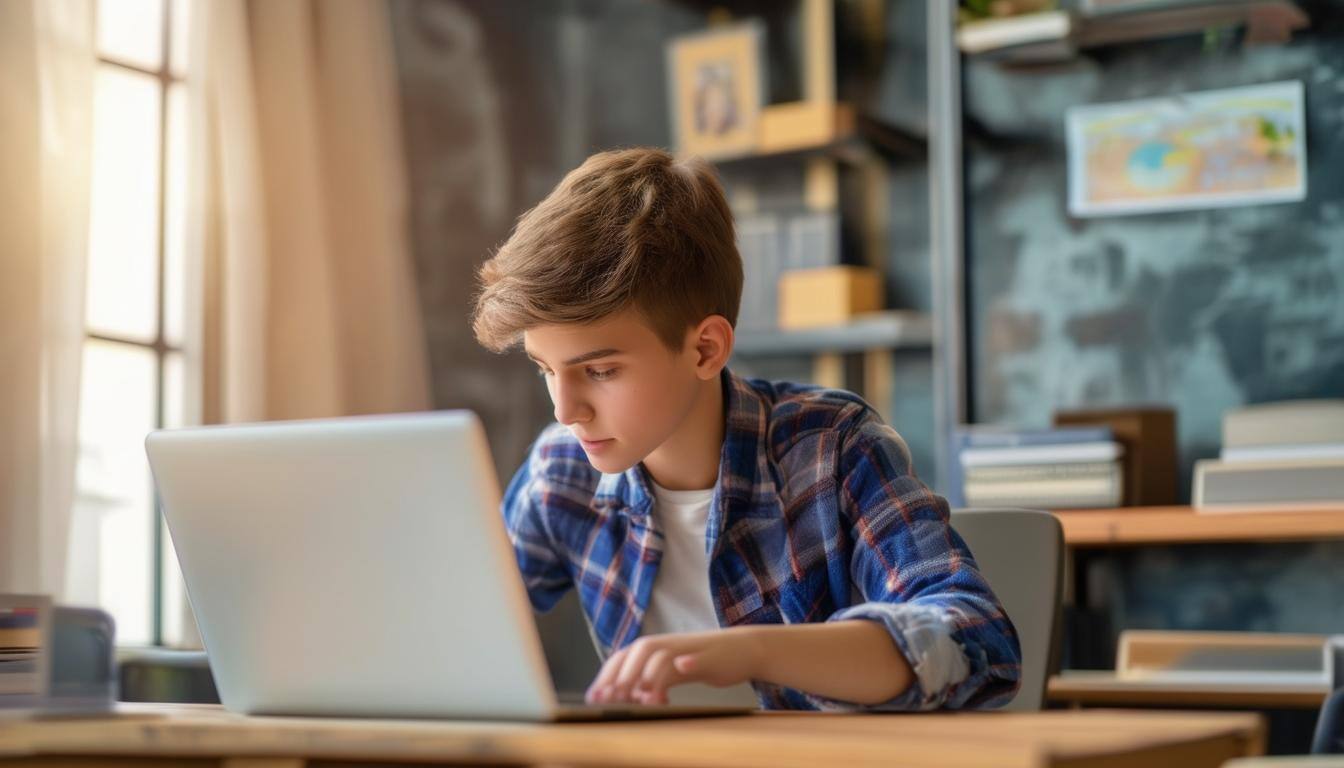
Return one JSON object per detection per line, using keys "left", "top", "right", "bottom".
{"left": 1310, "top": 635, "right": 1344, "bottom": 754}
{"left": 950, "top": 508, "right": 1065, "bottom": 712}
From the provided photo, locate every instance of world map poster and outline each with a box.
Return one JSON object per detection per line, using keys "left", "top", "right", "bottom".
{"left": 1067, "top": 80, "right": 1306, "bottom": 217}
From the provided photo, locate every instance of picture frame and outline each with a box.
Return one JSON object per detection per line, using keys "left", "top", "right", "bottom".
{"left": 666, "top": 21, "right": 767, "bottom": 160}
{"left": 1066, "top": 80, "right": 1307, "bottom": 217}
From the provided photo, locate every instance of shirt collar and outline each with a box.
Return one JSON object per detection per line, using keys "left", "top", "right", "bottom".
{"left": 594, "top": 369, "right": 768, "bottom": 541}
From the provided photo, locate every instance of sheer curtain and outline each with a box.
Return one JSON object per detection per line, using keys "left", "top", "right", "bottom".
{"left": 0, "top": 0, "right": 95, "bottom": 598}
{"left": 194, "top": 0, "right": 431, "bottom": 426}
{"left": 159, "top": 0, "right": 431, "bottom": 645}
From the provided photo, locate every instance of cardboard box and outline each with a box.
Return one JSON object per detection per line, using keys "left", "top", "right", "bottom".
{"left": 777, "top": 266, "right": 882, "bottom": 329}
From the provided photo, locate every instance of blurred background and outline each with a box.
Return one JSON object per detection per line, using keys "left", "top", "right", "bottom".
{"left": 2, "top": 0, "right": 1342, "bottom": 746}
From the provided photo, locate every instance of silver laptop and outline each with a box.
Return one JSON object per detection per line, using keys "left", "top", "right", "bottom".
{"left": 145, "top": 411, "right": 754, "bottom": 721}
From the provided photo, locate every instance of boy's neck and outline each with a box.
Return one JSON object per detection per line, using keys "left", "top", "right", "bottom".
{"left": 640, "top": 373, "right": 726, "bottom": 492}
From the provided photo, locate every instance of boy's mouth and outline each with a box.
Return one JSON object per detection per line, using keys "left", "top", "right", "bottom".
{"left": 578, "top": 436, "right": 614, "bottom": 451}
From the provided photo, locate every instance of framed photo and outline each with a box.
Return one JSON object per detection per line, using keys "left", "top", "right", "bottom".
{"left": 666, "top": 22, "right": 766, "bottom": 160}
{"left": 1067, "top": 80, "right": 1307, "bottom": 217}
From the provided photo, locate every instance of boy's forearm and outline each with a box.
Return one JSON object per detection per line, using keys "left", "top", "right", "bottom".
{"left": 740, "top": 620, "right": 913, "bottom": 706}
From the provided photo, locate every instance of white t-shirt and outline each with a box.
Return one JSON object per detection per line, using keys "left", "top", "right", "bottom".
{"left": 639, "top": 479, "right": 759, "bottom": 707}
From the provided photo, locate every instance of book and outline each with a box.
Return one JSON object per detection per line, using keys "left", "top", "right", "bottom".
{"left": 956, "top": 10, "right": 1073, "bottom": 55}
{"left": 964, "top": 465, "right": 1123, "bottom": 509}
{"left": 1194, "top": 457, "right": 1344, "bottom": 511}
{"left": 1221, "top": 443, "right": 1344, "bottom": 463}
{"left": 1223, "top": 400, "right": 1344, "bottom": 449}
{"left": 960, "top": 441, "right": 1124, "bottom": 468}
{"left": 964, "top": 460, "right": 1119, "bottom": 482}
{"left": 735, "top": 213, "right": 783, "bottom": 331}
{"left": 955, "top": 425, "right": 1114, "bottom": 449}
{"left": 783, "top": 210, "right": 840, "bottom": 272}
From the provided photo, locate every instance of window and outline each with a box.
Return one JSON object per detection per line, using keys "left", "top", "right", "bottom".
{"left": 74, "top": 0, "right": 195, "bottom": 647}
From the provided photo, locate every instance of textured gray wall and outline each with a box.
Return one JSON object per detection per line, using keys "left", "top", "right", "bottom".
{"left": 391, "top": 0, "right": 940, "bottom": 482}
{"left": 389, "top": 0, "right": 702, "bottom": 477}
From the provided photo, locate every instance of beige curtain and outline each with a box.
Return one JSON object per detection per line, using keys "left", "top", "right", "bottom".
{"left": 194, "top": 0, "right": 431, "bottom": 425}
{"left": 0, "top": 0, "right": 95, "bottom": 597}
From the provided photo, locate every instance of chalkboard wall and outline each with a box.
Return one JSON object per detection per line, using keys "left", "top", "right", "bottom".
{"left": 961, "top": 4, "right": 1344, "bottom": 664}
{"left": 963, "top": 5, "right": 1344, "bottom": 499}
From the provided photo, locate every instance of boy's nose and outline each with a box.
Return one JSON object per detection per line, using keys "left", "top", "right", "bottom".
{"left": 551, "top": 380, "right": 590, "bottom": 425}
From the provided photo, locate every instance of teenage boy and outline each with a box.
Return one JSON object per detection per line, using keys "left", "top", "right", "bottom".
{"left": 472, "top": 147, "right": 1020, "bottom": 711}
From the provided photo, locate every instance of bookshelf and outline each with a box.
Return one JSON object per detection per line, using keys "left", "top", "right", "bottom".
{"left": 685, "top": 0, "right": 931, "bottom": 431}
{"left": 734, "top": 310, "right": 932, "bottom": 356}
{"left": 710, "top": 105, "right": 926, "bottom": 167}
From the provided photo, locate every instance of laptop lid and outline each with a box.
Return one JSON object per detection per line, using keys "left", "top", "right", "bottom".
{"left": 145, "top": 411, "right": 561, "bottom": 720}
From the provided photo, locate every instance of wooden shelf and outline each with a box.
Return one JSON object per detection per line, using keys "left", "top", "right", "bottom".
{"left": 959, "top": 0, "right": 1308, "bottom": 63}
{"left": 712, "top": 105, "right": 926, "bottom": 168}
{"left": 1048, "top": 670, "right": 1329, "bottom": 709}
{"left": 1052, "top": 505, "right": 1344, "bottom": 548}
{"left": 1077, "top": 0, "right": 1307, "bottom": 48}
{"left": 733, "top": 310, "right": 933, "bottom": 356}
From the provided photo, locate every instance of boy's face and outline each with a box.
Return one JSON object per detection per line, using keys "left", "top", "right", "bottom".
{"left": 523, "top": 309, "right": 704, "bottom": 475}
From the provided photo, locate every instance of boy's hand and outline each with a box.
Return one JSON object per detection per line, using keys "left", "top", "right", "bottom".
{"left": 584, "top": 627, "right": 764, "bottom": 706}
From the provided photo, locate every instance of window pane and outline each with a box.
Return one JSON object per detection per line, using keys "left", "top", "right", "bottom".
{"left": 87, "top": 66, "right": 161, "bottom": 343}
{"left": 97, "top": 0, "right": 164, "bottom": 70}
{"left": 163, "top": 351, "right": 184, "bottom": 429}
{"left": 169, "top": 0, "right": 191, "bottom": 77}
{"left": 75, "top": 340, "right": 158, "bottom": 646}
{"left": 164, "top": 83, "right": 188, "bottom": 347}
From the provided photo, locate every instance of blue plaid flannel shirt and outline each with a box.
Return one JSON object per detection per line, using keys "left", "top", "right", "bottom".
{"left": 501, "top": 370, "right": 1022, "bottom": 710}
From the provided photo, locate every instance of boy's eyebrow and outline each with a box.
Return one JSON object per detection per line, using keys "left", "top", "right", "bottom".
{"left": 524, "top": 347, "right": 623, "bottom": 366}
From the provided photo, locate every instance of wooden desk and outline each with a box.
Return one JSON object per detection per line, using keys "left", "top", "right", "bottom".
{"left": 1048, "top": 671, "right": 1331, "bottom": 710}
{"left": 1052, "top": 505, "right": 1344, "bottom": 548}
{"left": 0, "top": 703, "right": 1266, "bottom": 768}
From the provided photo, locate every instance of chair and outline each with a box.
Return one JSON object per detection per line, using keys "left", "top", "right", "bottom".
{"left": 949, "top": 508, "right": 1066, "bottom": 712}
{"left": 1311, "top": 635, "right": 1344, "bottom": 755}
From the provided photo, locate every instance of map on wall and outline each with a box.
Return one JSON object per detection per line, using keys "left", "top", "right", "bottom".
{"left": 1067, "top": 80, "right": 1307, "bottom": 217}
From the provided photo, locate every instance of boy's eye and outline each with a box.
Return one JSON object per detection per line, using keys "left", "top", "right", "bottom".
{"left": 586, "top": 367, "right": 617, "bottom": 381}
{"left": 536, "top": 367, "right": 553, "bottom": 378}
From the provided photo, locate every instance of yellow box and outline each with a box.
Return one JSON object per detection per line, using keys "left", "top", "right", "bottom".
{"left": 777, "top": 266, "right": 883, "bottom": 330}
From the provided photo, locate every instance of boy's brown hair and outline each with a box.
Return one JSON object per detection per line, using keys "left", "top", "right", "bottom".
{"left": 472, "top": 147, "right": 742, "bottom": 353}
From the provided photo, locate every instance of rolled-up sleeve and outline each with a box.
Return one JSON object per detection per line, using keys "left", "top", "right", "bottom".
{"left": 806, "top": 416, "right": 1022, "bottom": 711}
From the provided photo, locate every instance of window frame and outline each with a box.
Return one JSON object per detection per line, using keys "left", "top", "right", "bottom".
{"left": 89, "top": 0, "right": 185, "bottom": 647}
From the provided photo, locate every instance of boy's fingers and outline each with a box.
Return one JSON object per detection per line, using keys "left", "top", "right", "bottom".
{"left": 638, "top": 649, "right": 674, "bottom": 689}
{"left": 611, "top": 640, "right": 659, "bottom": 701}
{"left": 587, "top": 648, "right": 627, "bottom": 703}
{"left": 635, "top": 649, "right": 686, "bottom": 702}
{"left": 673, "top": 652, "right": 701, "bottom": 677}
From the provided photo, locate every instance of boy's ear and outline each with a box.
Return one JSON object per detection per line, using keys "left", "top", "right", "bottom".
{"left": 689, "top": 315, "right": 734, "bottom": 380}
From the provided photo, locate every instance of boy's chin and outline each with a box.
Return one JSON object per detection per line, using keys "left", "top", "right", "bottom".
{"left": 583, "top": 450, "right": 638, "bottom": 475}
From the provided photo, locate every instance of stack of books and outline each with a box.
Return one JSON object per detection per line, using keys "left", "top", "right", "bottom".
{"left": 1194, "top": 399, "right": 1344, "bottom": 512}
{"left": 952, "top": 425, "right": 1126, "bottom": 510}
{"left": 734, "top": 209, "right": 841, "bottom": 332}
{"left": 0, "top": 605, "right": 42, "bottom": 696}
